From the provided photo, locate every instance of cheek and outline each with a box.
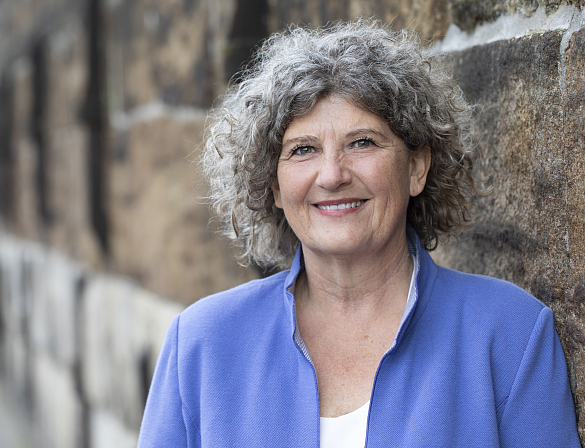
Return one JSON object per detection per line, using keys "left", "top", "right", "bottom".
{"left": 359, "top": 158, "right": 408, "bottom": 194}
{"left": 372, "top": 169, "right": 412, "bottom": 212}
{"left": 273, "top": 164, "right": 308, "bottom": 207}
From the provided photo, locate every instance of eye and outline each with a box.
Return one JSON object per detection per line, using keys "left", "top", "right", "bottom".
{"left": 353, "top": 138, "right": 374, "bottom": 148}
{"left": 292, "top": 146, "right": 315, "bottom": 156}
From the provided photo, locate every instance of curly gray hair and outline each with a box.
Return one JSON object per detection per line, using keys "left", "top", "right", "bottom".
{"left": 202, "top": 19, "right": 478, "bottom": 270}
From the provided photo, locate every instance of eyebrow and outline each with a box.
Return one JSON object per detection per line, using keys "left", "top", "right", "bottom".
{"left": 344, "top": 128, "right": 393, "bottom": 141}
{"left": 281, "top": 135, "right": 320, "bottom": 148}
{"left": 281, "top": 127, "right": 395, "bottom": 150}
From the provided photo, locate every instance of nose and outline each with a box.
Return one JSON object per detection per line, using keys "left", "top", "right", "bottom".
{"left": 316, "top": 151, "right": 352, "bottom": 191}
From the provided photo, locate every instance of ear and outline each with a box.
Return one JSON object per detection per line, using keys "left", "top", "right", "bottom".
{"left": 272, "top": 180, "right": 283, "bottom": 208}
{"left": 409, "top": 146, "right": 431, "bottom": 197}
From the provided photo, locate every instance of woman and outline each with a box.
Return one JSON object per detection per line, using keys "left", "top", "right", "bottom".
{"left": 138, "top": 21, "right": 579, "bottom": 447}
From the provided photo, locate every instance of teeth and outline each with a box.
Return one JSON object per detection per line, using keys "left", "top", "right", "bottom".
{"left": 317, "top": 200, "right": 364, "bottom": 211}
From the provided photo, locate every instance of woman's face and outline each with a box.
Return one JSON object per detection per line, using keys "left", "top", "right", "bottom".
{"left": 272, "top": 95, "right": 430, "bottom": 261}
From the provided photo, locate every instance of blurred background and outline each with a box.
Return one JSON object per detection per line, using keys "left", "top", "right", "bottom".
{"left": 0, "top": 0, "right": 583, "bottom": 446}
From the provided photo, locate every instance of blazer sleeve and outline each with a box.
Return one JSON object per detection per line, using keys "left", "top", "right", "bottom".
{"left": 137, "top": 314, "right": 200, "bottom": 448}
{"left": 498, "top": 307, "right": 580, "bottom": 447}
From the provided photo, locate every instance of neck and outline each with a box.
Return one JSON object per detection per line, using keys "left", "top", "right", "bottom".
{"left": 296, "top": 232, "right": 414, "bottom": 320}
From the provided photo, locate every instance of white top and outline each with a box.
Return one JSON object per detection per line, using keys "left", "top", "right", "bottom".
{"left": 320, "top": 400, "right": 371, "bottom": 448}
{"left": 319, "top": 252, "right": 419, "bottom": 448}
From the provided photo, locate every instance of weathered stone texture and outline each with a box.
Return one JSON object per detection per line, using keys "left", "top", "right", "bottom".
{"left": 3, "top": 0, "right": 260, "bottom": 307}
{"left": 450, "top": 0, "right": 585, "bottom": 32}
{"left": 439, "top": 30, "right": 566, "bottom": 289}
{"left": 1, "top": 0, "right": 584, "bottom": 445}
{"left": 45, "top": 22, "right": 87, "bottom": 131}
{"left": 563, "top": 26, "right": 585, "bottom": 437}
{"left": 34, "top": 352, "right": 83, "bottom": 448}
{"left": 90, "top": 408, "right": 139, "bottom": 448}
{"left": 564, "top": 28, "right": 585, "bottom": 281}
{"left": 10, "top": 57, "right": 43, "bottom": 241}
{"left": 0, "top": 0, "right": 88, "bottom": 69}
{"left": 104, "top": 0, "right": 261, "bottom": 303}
{"left": 224, "top": 0, "right": 269, "bottom": 80}
{"left": 348, "top": 0, "right": 451, "bottom": 40}
{"left": 110, "top": 116, "right": 258, "bottom": 304}
{"left": 0, "top": 74, "right": 14, "bottom": 221}
{"left": 0, "top": 232, "right": 183, "bottom": 446}
{"left": 3, "top": 17, "right": 103, "bottom": 269}
{"left": 269, "top": 0, "right": 451, "bottom": 40}
{"left": 10, "top": 58, "right": 33, "bottom": 142}
{"left": 105, "top": 0, "right": 236, "bottom": 110}
{"left": 270, "top": 0, "right": 585, "bottom": 41}
{"left": 431, "top": 29, "right": 585, "bottom": 437}
{"left": 44, "top": 20, "right": 104, "bottom": 268}
{"left": 0, "top": 236, "right": 84, "bottom": 448}
{"left": 82, "top": 274, "right": 182, "bottom": 431}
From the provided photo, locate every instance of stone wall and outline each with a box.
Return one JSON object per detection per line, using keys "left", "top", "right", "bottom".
{"left": 0, "top": 0, "right": 584, "bottom": 446}
{"left": 0, "top": 231, "right": 183, "bottom": 448}
{"left": 433, "top": 7, "right": 585, "bottom": 439}
{"left": 437, "top": 22, "right": 585, "bottom": 408}
{"left": 0, "top": 0, "right": 259, "bottom": 305}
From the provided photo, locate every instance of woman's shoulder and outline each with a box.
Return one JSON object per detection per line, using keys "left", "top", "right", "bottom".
{"left": 422, "top": 263, "right": 558, "bottom": 387}
{"left": 175, "top": 270, "right": 291, "bottom": 343}
{"left": 421, "top": 262, "right": 551, "bottom": 355}
{"left": 432, "top": 263, "right": 546, "bottom": 319}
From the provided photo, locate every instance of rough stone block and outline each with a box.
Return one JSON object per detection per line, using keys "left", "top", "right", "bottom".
{"left": 564, "top": 27, "right": 585, "bottom": 283}
{"left": 105, "top": 0, "right": 236, "bottom": 110}
{"left": 431, "top": 29, "right": 585, "bottom": 438}
{"left": 9, "top": 57, "right": 33, "bottom": 141}
{"left": 347, "top": 0, "right": 450, "bottom": 40}
{"left": 82, "top": 274, "right": 183, "bottom": 431}
{"left": 7, "top": 57, "right": 42, "bottom": 241}
{"left": 268, "top": 0, "right": 451, "bottom": 41}
{"left": 0, "top": 237, "right": 38, "bottom": 423}
{"left": 45, "top": 125, "right": 103, "bottom": 268}
{"left": 33, "top": 351, "right": 82, "bottom": 448}
{"left": 449, "top": 0, "right": 584, "bottom": 33}
{"left": 46, "top": 19, "right": 87, "bottom": 132}
{"left": 0, "top": 379, "right": 35, "bottom": 448}
{"left": 109, "top": 115, "right": 258, "bottom": 305}
{"left": 436, "top": 31, "right": 566, "bottom": 292}
{"left": 561, "top": 25, "right": 585, "bottom": 439}
{"left": 28, "top": 246, "right": 82, "bottom": 367}
{"left": 41, "top": 16, "right": 105, "bottom": 268}
{"left": 0, "top": 0, "right": 61, "bottom": 67}
{"left": 90, "top": 408, "right": 138, "bottom": 448}
{"left": 12, "top": 136, "right": 42, "bottom": 241}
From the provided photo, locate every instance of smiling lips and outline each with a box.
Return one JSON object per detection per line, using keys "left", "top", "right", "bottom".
{"left": 315, "top": 200, "right": 366, "bottom": 211}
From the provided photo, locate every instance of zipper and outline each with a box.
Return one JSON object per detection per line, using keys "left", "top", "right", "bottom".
{"left": 290, "top": 290, "right": 321, "bottom": 447}
{"left": 364, "top": 251, "right": 420, "bottom": 447}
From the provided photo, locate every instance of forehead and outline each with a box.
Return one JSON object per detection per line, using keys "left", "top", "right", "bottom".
{"left": 284, "top": 95, "right": 389, "bottom": 138}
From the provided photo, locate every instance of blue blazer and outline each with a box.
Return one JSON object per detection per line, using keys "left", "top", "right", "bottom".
{"left": 138, "top": 231, "right": 580, "bottom": 447}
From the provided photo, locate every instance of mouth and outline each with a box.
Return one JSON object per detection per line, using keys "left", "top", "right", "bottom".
{"left": 315, "top": 200, "right": 367, "bottom": 211}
